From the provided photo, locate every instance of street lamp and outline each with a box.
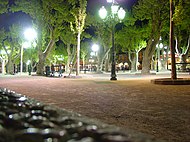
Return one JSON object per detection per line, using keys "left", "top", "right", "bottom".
{"left": 156, "top": 37, "right": 162, "bottom": 72}
{"left": 91, "top": 44, "right": 99, "bottom": 72}
{"left": 20, "top": 28, "right": 37, "bottom": 75}
{"left": 92, "top": 44, "right": 99, "bottom": 56}
{"left": 99, "top": 1, "right": 125, "bottom": 80}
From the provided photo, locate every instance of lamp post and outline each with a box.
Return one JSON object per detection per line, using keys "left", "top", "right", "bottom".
{"left": 91, "top": 44, "right": 99, "bottom": 72}
{"left": 99, "top": 1, "right": 125, "bottom": 80}
{"left": 156, "top": 37, "right": 163, "bottom": 72}
{"left": 20, "top": 28, "right": 37, "bottom": 75}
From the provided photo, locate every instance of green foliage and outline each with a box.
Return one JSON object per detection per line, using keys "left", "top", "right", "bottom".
{"left": 70, "top": 0, "right": 87, "bottom": 34}
{"left": 0, "top": 24, "right": 22, "bottom": 68}
{"left": 47, "top": 42, "right": 66, "bottom": 64}
{"left": 133, "top": 0, "right": 169, "bottom": 39}
{"left": 116, "top": 25, "right": 147, "bottom": 53}
{"left": 60, "top": 27, "right": 76, "bottom": 46}
{"left": 173, "top": 0, "right": 190, "bottom": 30}
{"left": 23, "top": 47, "right": 38, "bottom": 65}
{"left": 0, "top": 0, "right": 8, "bottom": 14}
{"left": 81, "top": 40, "right": 90, "bottom": 59}
{"left": 0, "top": 28, "right": 6, "bottom": 49}
{"left": 88, "top": 13, "right": 112, "bottom": 48}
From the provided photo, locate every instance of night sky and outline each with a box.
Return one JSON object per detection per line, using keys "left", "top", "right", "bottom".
{"left": 0, "top": 0, "right": 138, "bottom": 29}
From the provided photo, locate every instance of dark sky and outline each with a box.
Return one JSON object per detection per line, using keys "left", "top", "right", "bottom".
{"left": 87, "top": 0, "right": 138, "bottom": 13}
{"left": 0, "top": 0, "right": 138, "bottom": 29}
{"left": 0, "top": 12, "right": 32, "bottom": 30}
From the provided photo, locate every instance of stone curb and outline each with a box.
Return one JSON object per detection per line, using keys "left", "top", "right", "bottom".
{"left": 151, "top": 78, "right": 190, "bottom": 85}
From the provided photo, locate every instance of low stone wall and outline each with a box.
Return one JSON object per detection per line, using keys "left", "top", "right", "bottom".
{"left": 0, "top": 88, "right": 164, "bottom": 142}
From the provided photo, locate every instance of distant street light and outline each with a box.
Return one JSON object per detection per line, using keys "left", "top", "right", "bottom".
{"left": 20, "top": 28, "right": 37, "bottom": 75}
{"left": 24, "top": 28, "right": 37, "bottom": 41}
{"left": 156, "top": 37, "right": 162, "bottom": 72}
{"left": 99, "top": 1, "right": 125, "bottom": 80}
{"left": 92, "top": 44, "right": 99, "bottom": 56}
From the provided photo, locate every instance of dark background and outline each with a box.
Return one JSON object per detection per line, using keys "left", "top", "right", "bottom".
{"left": 0, "top": 0, "right": 138, "bottom": 30}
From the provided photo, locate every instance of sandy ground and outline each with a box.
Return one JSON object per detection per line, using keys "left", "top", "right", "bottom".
{"left": 0, "top": 74, "right": 190, "bottom": 142}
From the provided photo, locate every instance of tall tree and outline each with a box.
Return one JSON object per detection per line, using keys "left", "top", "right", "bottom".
{"left": 173, "top": 0, "right": 190, "bottom": 71}
{"left": 1, "top": 24, "right": 21, "bottom": 74}
{"left": 60, "top": 27, "right": 76, "bottom": 73}
{"left": 116, "top": 25, "right": 147, "bottom": 72}
{"left": 81, "top": 40, "right": 90, "bottom": 70}
{"left": 87, "top": 14, "right": 112, "bottom": 72}
{"left": 70, "top": 0, "right": 87, "bottom": 76}
{"left": 11, "top": 0, "right": 68, "bottom": 75}
{"left": 133, "top": 0, "right": 169, "bottom": 74}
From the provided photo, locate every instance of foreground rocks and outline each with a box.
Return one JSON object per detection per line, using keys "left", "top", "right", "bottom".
{"left": 0, "top": 88, "right": 164, "bottom": 142}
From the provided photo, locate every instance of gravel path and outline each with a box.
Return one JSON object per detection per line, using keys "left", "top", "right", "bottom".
{"left": 0, "top": 75, "right": 190, "bottom": 142}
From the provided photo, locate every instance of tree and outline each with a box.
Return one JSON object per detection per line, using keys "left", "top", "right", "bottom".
{"left": 70, "top": 0, "right": 87, "bottom": 76}
{"left": 60, "top": 27, "right": 76, "bottom": 73}
{"left": 0, "top": 24, "right": 21, "bottom": 74}
{"left": 11, "top": 0, "right": 68, "bottom": 75}
{"left": 173, "top": 0, "right": 190, "bottom": 71}
{"left": 116, "top": 25, "right": 147, "bottom": 72}
{"left": 87, "top": 13, "right": 112, "bottom": 72}
{"left": 133, "top": 0, "right": 169, "bottom": 74}
{"left": 81, "top": 40, "right": 90, "bottom": 70}
{"left": 23, "top": 44, "right": 38, "bottom": 72}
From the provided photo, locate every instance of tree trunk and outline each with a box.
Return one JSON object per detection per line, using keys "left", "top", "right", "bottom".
{"left": 37, "top": 51, "right": 45, "bottom": 75}
{"left": 6, "top": 56, "right": 14, "bottom": 74}
{"left": 66, "top": 43, "right": 71, "bottom": 73}
{"left": 135, "top": 51, "right": 139, "bottom": 71}
{"left": 141, "top": 40, "right": 156, "bottom": 74}
{"left": 142, "top": 53, "right": 151, "bottom": 74}
{"left": 76, "top": 32, "right": 81, "bottom": 76}
{"left": 36, "top": 37, "right": 55, "bottom": 75}
{"left": 160, "top": 59, "right": 167, "bottom": 71}
{"left": 131, "top": 54, "right": 137, "bottom": 73}
{"left": 96, "top": 55, "right": 102, "bottom": 73}
{"left": 99, "top": 48, "right": 110, "bottom": 72}
{"left": 180, "top": 35, "right": 190, "bottom": 71}
{"left": 128, "top": 51, "right": 136, "bottom": 72}
{"left": 105, "top": 56, "right": 109, "bottom": 72}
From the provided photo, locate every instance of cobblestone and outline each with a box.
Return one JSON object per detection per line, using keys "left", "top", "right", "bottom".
{"left": 0, "top": 88, "right": 162, "bottom": 142}
{"left": 0, "top": 73, "right": 190, "bottom": 142}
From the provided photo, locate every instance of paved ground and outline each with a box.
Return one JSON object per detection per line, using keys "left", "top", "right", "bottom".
{"left": 0, "top": 72, "right": 190, "bottom": 142}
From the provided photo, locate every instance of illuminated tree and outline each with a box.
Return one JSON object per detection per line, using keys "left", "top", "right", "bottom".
{"left": 116, "top": 26, "right": 147, "bottom": 72}
{"left": 60, "top": 27, "right": 76, "bottom": 73}
{"left": 87, "top": 14, "right": 112, "bottom": 72}
{"left": 133, "top": 0, "right": 169, "bottom": 74}
{"left": 0, "top": 24, "right": 22, "bottom": 74}
{"left": 173, "top": 0, "right": 190, "bottom": 71}
{"left": 70, "top": 0, "right": 87, "bottom": 76}
{"left": 0, "top": 0, "right": 8, "bottom": 14}
{"left": 11, "top": 0, "right": 68, "bottom": 75}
